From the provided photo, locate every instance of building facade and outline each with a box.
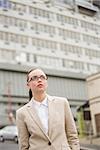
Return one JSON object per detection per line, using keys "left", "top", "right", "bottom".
{"left": 87, "top": 72, "right": 100, "bottom": 136}
{"left": 0, "top": 0, "right": 100, "bottom": 74}
{"left": 0, "top": 0, "right": 100, "bottom": 126}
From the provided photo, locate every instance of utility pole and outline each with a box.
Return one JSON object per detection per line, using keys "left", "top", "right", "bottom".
{"left": 7, "top": 82, "right": 12, "bottom": 114}
{"left": 7, "top": 82, "right": 15, "bottom": 125}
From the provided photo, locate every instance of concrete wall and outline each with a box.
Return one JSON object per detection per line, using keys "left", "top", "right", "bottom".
{"left": 87, "top": 73, "right": 100, "bottom": 136}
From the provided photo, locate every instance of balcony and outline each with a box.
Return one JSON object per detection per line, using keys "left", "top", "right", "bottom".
{"left": 76, "top": 0, "right": 99, "bottom": 16}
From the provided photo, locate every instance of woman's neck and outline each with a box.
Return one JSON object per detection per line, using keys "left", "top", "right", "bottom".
{"left": 33, "top": 92, "right": 46, "bottom": 102}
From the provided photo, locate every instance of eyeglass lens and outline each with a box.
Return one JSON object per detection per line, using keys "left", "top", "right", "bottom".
{"left": 29, "top": 75, "right": 47, "bottom": 81}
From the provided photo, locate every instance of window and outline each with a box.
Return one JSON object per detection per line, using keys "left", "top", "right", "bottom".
{"left": 26, "top": 53, "right": 30, "bottom": 62}
{"left": 10, "top": 2, "right": 26, "bottom": 13}
{"left": 36, "top": 55, "right": 62, "bottom": 68}
{"left": 29, "top": 7, "right": 53, "bottom": 20}
{"left": 63, "top": 59, "right": 84, "bottom": 71}
{"left": 0, "top": 49, "right": 15, "bottom": 60}
{"left": 80, "top": 20, "right": 100, "bottom": 33}
{"left": 0, "top": 15, "right": 27, "bottom": 29}
{"left": 83, "top": 34, "right": 100, "bottom": 45}
{"left": 60, "top": 44, "right": 82, "bottom": 56}
{"left": 57, "top": 14, "right": 78, "bottom": 26}
{"left": 87, "top": 64, "right": 98, "bottom": 73}
{"left": 32, "top": 38, "right": 57, "bottom": 51}
{"left": 85, "top": 49, "right": 100, "bottom": 59}
{"left": 30, "top": 22, "right": 55, "bottom": 36}
{"left": 59, "top": 29, "right": 80, "bottom": 40}
{"left": 0, "top": 31, "right": 29, "bottom": 44}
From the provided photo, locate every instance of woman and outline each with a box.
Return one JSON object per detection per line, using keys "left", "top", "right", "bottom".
{"left": 16, "top": 68, "right": 80, "bottom": 150}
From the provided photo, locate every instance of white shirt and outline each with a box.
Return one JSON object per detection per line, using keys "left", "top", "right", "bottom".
{"left": 32, "top": 97, "right": 48, "bottom": 134}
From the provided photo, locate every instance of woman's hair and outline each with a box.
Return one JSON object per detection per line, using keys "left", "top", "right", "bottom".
{"left": 27, "top": 67, "right": 46, "bottom": 101}
{"left": 27, "top": 68, "right": 37, "bottom": 82}
{"left": 29, "top": 89, "right": 33, "bottom": 101}
{"left": 27, "top": 68, "right": 37, "bottom": 101}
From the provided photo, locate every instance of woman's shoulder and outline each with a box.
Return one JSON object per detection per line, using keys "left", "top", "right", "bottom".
{"left": 16, "top": 102, "right": 29, "bottom": 114}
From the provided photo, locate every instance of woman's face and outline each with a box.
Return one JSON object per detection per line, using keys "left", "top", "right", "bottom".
{"left": 27, "top": 69, "right": 48, "bottom": 94}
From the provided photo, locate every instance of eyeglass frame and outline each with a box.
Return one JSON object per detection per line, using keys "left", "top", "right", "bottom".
{"left": 28, "top": 75, "right": 48, "bottom": 82}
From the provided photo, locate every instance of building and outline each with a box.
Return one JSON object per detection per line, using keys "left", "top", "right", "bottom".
{"left": 0, "top": 0, "right": 100, "bottom": 74}
{"left": 87, "top": 72, "right": 100, "bottom": 137}
{"left": 0, "top": 0, "right": 100, "bottom": 126}
{"left": 77, "top": 101, "right": 92, "bottom": 137}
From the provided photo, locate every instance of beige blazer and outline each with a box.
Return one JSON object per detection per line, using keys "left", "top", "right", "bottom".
{"left": 16, "top": 95, "right": 80, "bottom": 150}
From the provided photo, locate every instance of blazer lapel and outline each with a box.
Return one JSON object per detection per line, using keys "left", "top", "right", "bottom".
{"left": 26, "top": 99, "right": 50, "bottom": 140}
{"left": 47, "top": 95, "right": 55, "bottom": 137}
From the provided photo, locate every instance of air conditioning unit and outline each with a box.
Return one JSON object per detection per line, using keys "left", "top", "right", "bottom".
{"left": 43, "top": 0, "right": 51, "bottom": 4}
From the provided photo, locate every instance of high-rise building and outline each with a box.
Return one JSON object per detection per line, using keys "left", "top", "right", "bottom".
{"left": 0, "top": 0, "right": 100, "bottom": 75}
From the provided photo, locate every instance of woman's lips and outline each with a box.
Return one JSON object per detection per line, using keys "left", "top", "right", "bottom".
{"left": 37, "top": 84, "right": 43, "bottom": 87}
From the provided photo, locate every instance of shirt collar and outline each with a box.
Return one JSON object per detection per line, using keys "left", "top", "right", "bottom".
{"left": 41, "top": 97, "right": 48, "bottom": 107}
{"left": 32, "top": 96, "right": 48, "bottom": 107}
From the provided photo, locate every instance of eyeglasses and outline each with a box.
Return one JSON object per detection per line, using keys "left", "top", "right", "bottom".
{"left": 28, "top": 75, "right": 48, "bottom": 82}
